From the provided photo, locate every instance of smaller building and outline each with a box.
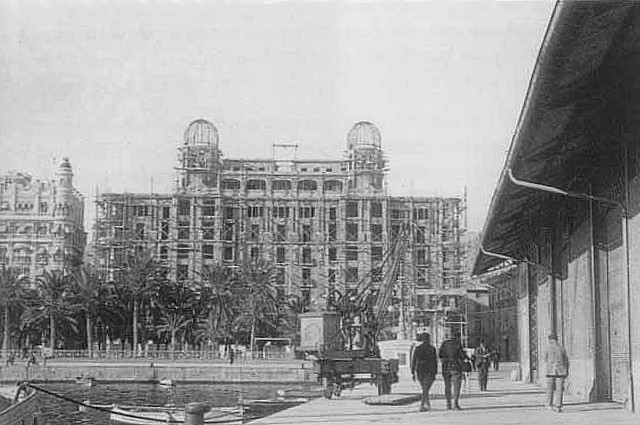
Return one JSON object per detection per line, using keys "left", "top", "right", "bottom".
{"left": 0, "top": 158, "right": 86, "bottom": 278}
{"left": 471, "top": 265, "right": 519, "bottom": 361}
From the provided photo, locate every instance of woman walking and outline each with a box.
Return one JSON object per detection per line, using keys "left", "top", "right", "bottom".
{"left": 476, "top": 340, "right": 490, "bottom": 392}
{"left": 411, "top": 332, "right": 438, "bottom": 412}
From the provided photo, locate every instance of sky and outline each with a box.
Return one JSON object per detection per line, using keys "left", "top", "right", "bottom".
{"left": 0, "top": 0, "right": 555, "bottom": 233}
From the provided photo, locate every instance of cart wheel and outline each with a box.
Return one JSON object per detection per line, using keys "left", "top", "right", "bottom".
{"left": 333, "top": 384, "right": 342, "bottom": 398}
{"left": 377, "top": 378, "right": 392, "bottom": 395}
{"left": 323, "top": 379, "right": 334, "bottom": 399}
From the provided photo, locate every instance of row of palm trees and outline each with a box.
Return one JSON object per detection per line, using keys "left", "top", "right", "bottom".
{"left": 0, "top": 251, "right": 304, "bottom": 357}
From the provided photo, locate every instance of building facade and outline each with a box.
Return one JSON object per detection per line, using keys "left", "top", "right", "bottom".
{"left": 0, "top": 158, "right": 86, "bottom": 278}
{"left": 93, "top": 119, "right": 466, "bottom": 337}
{"left": 474, "top": 2, "right": 640, "bottom": 412}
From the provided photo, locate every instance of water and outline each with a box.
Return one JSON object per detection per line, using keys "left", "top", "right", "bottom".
{"left": 35, "top": 382, "right": 315, "bottom": 424}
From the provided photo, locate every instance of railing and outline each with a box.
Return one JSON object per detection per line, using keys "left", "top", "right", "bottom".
{"left": 0, "top": 348, "right": 297, "bottom": 361}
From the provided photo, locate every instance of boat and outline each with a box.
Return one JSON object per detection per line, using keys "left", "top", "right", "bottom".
{"left": 74, "top": 374, "right": 96, "bottom": 386}
{"left": 107, "top": 405, "right": 245, "bottom": 425}
{"left": 157, "top": 378, "right": 175, "bottom": 387}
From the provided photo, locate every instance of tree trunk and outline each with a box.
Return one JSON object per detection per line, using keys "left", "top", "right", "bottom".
{"left": 86, "top": 312, "right": 93, "bottom": 358}
{"left": 133, "top": 301, "right": 138, "bottom": 356}
{"left": 2, "top": 308, "right": 9, "bottom": 353}
{"left": 171, "top": 331, "right": 176, "bottom": 360}
{"left": 49, "top": 315, "right": 56, "bottom": 352}
{"left": 250, "top": 314, "right": 256, "bottom": 360}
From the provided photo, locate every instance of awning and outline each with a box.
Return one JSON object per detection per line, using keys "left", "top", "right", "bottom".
{"left": 473, "top": 1, "right": 636, "bottom": 275}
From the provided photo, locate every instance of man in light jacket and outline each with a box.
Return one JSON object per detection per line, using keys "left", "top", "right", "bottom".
{"left": 544, "top": 333, "right": 569, "bottom": 412}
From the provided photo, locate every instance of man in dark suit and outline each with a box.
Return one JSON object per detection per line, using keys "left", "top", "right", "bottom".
{"left": 439, "top": 330, "right": 467, "bottom": 410}
{"left": 411, "top": 332, "right": 438, "bottom": 412}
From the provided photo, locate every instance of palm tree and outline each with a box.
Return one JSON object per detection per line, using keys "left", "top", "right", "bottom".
{"left": 120, "top": 249, "right": 165, "bottom": 354}
{"left": 72, "top": 265, "right": 114, "bottom": 357}
{"left": 0, "top": 266, "right": 29, "bottom": 353}
{"left": 31, "top": 269, "right": 78, "bottom": 351}
{"left": 155, "top": 309, "right": 190, "bottom": 359}
{"left": 193, "top": 265, "right": 236, "bottom": 350}
{"left": 234, "top": 259, "right": 278, "bottom": 358}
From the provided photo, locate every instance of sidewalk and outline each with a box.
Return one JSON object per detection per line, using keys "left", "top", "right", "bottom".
{"left": 253, "top": 369, "right": 636, "bottom": 425}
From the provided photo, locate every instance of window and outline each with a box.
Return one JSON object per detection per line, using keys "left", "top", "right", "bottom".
{"left": 222, "top": 223, "right": 234, "bottom": 241}
{"left": 323, "top": 180, "right": 343, "bottom": 192}
{"left": 223, "top": 246, "right": 234, "bottom": 261}
{"left": 329, "top": 207, "right": 337, "bottom": 221}
{"left": 302, "top": 225, "right": 312, "bottom": 243}
{"left": 276, "top": 247, "right": 286, "bottom": 264}
{"left": 370, "top": 202, "right": 382, "bottom": 218}
{"left": 114, "top": 227, "right": 124, "bottom": 238}
{"left": 328, "top": 269, "right": 336, "bottom": 284}
{"left": 250, "top": 224, "right": 260, "bottom": 241}
{"left": 133, "top": 205, "right": 149, "bottom": 217}
{"left": 416, "top": 249, "right": 428, "bottom": 265}
{"left": 328, "top": 223, "right": 337, "bottom": 241}
{"left": 302, "top": 247, "right": 312, "bottom": 264}
{"left": 276, "top": 224, "right": 286, "bottom": 242}
{"left": 273, "top": 206, "right": 290, "bottom": 218}
{"left": 346, "top": 223, "right": 358, "bottom": 241}
{"left": 328, "top": 247, "right": 337, "bottom": 262}
{"left": 276, "top": 267, "right": 286, "bottom": 285}
{"left": 39, "top": 202, "right": 48, "bottom": 213}
{"left": 302, "top": 268, "right": 312, "bottom": 286}
{"left": 201, "top": 200, "right": 215, "bottom": 217}
{"left": 298, "top": 206, "right": 315, "bottom": 218}
{"left": 247, "top": 179, "right": 266, "bottom": 190}
{"left": 272, "top": 180, "right": 292, "bottom": 191}
{"left": 250, "top": 246, "right": 260, "bottom": 261}
{"left": 222, "top": 179, "right": 241, "bottom": 190}
{"left": 371, "top": 246, "right": 383, "bottom": 265}
{"left": 346, "top": 202, "right": 359, "bottom": 218}
{"left": 345, "top": 246, "right": 358, "bottom": 262}
{"left": 298, "top": 180, "right": 318, "bottom": 191}
{"left": 177, "top": 244, "right": 190, "bottom": 259}
{"left": 346, "top": 267, "right": 359, "bottom": 284}
{"left": 37, "top": 224, "right": 48, "bottom": 236}
{"left": 391, "top": 224, "right": 402, "bottom": 240}
{"left": 391, "top": 209, "right": 404, "bottom": 219}
{"left": 178, "top": 221, "right": 190, "bottom": 240}
{"left": 159, "top": 246, "right": 168, "bottom": 260}
{"left": 177, "top": 265, "right": 189, "bottom": 281}
{"left": 162, "top": 206, "right": 171, "bottom": 219}
{"left": 413, "top": 207, "right": 429, "bottom": 220}
{"left": 160, "top": 222, "right": 169, "bottom": 240}
{"left": 224, "top": 207, "right": 234, "bottom": 220}
{"left": 135, "top": 223, "right": 145, "bottom": 240}
{"left": 247, "top": 206, "right": 264, "bottom": 218}
{"left": 202, "top": 221, "right": 215, "bottom": 240}
{"left": 416, "top": 226, "right": 426, "bottom": 244}
{"left": 178, "top": 200, "right": 191, "bottom": 216}
{"left": 203, "top": 245, "right": 214, "bottom": 260}
{"left": 371, "top": 224, "right": 383, "bottom": 241}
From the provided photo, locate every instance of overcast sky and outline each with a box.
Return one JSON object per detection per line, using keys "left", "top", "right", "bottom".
{"left": 0, "top": 0, "right": 555, "bottom": 232}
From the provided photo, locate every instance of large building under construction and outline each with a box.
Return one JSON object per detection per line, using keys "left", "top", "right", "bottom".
{"left": 92, "top": 119, "right": 466, "bottom": 338}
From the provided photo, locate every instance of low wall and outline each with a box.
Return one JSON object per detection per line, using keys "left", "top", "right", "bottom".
{"left": 0, "top": 361, "right": 318, "bottom": 384}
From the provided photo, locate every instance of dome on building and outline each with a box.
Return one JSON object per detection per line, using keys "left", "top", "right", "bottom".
{"left": 183, "top": 119, "right": 220, "bottom": 146}
{"left": 347, "top": 121, "right": 381, "bottom": 150}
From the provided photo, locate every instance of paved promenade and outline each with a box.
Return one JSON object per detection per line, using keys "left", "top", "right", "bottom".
{"left": 254, "top": 368, "right": 637, "bottom": 425}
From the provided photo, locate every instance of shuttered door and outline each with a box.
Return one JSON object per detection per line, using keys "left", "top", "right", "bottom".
{"left": 604, "top": 208, "right": 630, "bottom": 403}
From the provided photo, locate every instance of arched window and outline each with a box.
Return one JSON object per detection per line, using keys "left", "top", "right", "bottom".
{"left": 246, "top": 179, "right": 267, "bottom": 190}
{"left": 298, "top": 180, "right": 318, "bottom": 191}
{"left": 221, "top": 179, "right": 241, "bottom": 190}
{"left": 323, "top": 180, "right": 343, "bottom": 192}
{"left": 272, "top": 180, "right": 292, "bottom": 191}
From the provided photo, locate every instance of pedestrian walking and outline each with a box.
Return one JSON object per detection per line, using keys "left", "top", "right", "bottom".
{"left": 544, "top": 333, "right": 569, "bottom": 413}
{"left": 411, "top": 332, "right": 437, "bottom": 412}
{"left": 438, "top": 331, "right": 467, "bottom": 410}
{"left": 475, "top": 340, "right": 490, "bottom": 391}
{"left": 492, "top": 349, "right": 501, "bottom": 371}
